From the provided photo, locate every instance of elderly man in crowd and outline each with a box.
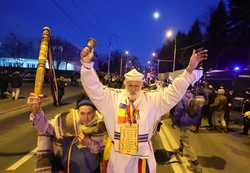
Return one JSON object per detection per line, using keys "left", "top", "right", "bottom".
{"left": 80, "top": 46, "right": 207, "bottom": 173}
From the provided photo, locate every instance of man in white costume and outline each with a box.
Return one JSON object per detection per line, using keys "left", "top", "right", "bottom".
{"left": 80, "top": 47, "right": 207, "bottom": 173}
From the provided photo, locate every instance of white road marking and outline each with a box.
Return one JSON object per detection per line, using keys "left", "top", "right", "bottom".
{"left": 6, "top": 148, "right": 37, "bottom": 171}
{"left": 159, "top": 128, "right": 184, "bottom": 173}
{"left": 5, "top": 118, "right": 54, "bottom": 171}
{"left": 160, "top": 122, "right": 193, "bottom": 173}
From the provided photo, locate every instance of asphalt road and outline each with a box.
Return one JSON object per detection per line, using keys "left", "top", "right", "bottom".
{"left": 160, "top": 119, "right": 250, "bottom": 173}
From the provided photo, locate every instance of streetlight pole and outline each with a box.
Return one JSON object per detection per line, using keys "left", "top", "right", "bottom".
{"left": 157, "top": 59, "right": 160, "bottom": 75}
{"left": 173, "top": 38, "right": 176, "bottom": 72}
{"left": 165, "top": 29, "right": 177, "bottom": 72}
{"left": 120, "top": 54, "right": 123, "bottom": 77}
{"left": 125, "top": 50, "right": 129, "bottom": 73}
{"left": 108, "top": 52, "right": 111, "bottom": 76}
{"left": 107, "top": 41, "right": 112, "bottom": 78}
{"left": 59, "top": 46, "right": 63, "bottom": 70}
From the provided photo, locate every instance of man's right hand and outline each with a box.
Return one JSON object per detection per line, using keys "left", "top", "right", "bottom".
{"left": 27, "top": 93, "right": 43, "bottom": 114}
{"left": 80, "top": 47, "right": 94, "bottom": 64}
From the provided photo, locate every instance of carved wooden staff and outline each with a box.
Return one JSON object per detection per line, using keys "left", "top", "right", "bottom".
{"left": 34, "top": 26, "right": 54, "bottom": 173}
{"left": 34, "top": 26, "right": 50, "bottom": 95}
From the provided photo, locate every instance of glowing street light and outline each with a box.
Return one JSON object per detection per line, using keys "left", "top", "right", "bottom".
{"left": 123, "top": 50, "right": 129, "bottom": 73}
{"left": 120, "top": 50, "right": 130, "bottom": 76}
{"left": 152, "top": 52, "right": 156, "bottom": 57}
{"left": 153, "top": 11, "right": 160, "bottom": 19}
{"left": 165, "top": 29, "right": 176, "bottom": 72}
{"left": 165, "top": 30, "right": 173, "bottom": 39}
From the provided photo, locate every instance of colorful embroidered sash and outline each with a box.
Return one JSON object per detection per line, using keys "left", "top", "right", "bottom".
{"left": 118, "top": 98, "right": 139, "bottom": 124}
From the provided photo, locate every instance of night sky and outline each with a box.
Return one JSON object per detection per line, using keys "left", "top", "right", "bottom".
{"left": 1, "top": 0, "right": 219, "bottom": 63}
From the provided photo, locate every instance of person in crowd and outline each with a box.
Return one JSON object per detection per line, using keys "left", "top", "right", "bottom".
{"left": 191, "top": 83, "right": 206, "bottom": 133}
{"left": 225, "top": 89, "right": 234, "bottom": 131}
{"left": 80, "top": 45, "right": 207, "bottom": 173}
{"left": 210, "top": 88, "right": 228, "bottom": 132}
{"left": 203, "top": 84, "right": 215, "bottom": 129}
{"left": 173, "top": 88, "right": 203, "bottom": 173}
{"left": 57, "top": 76, "right": 67, "bottom": 105}
{"left": 11, "top": 71, "right": 23, "bottom": 100}
{"left": 70, "top": 72, "right": 78, "bottom": 86}
{"left": 241, "top": 89, "right": 250, "bottom": 135}
{"left": 0, "top": 69, "right": 9, "bottom": 99}
{"left": 103, "top": 74, "right": 110, "bottom": 85}
{"left": 27, "top": 94, "right": 107, "bottom": 173}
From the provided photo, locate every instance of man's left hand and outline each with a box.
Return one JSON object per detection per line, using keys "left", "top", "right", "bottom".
{"left": 186, "top": 48, "right": 208, "bottom": 73}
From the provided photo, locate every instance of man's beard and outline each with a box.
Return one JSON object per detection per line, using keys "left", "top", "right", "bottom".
{"left": 125, "top": 90, "right": 141, "bottom": 101}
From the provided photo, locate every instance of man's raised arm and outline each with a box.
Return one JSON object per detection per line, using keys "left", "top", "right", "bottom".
{"left": 80, "top": 47, "right": 117, "bottom": 115}
{"left": 151, "top": 48, "right": 208, "bottom": 117}
{"left": 27, "top": 93, "right": 54, "bottom": 135}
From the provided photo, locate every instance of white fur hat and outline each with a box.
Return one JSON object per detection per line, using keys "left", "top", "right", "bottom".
{"left": 124, "top": 69, "right": 144, "bottom": 82}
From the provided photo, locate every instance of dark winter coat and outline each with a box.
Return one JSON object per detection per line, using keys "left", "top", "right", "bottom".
{"left": 173, "top": 97, "right": 202, "bottom": 127}
{"left": 11, "top": 73, "right": 23, "bottom": 88}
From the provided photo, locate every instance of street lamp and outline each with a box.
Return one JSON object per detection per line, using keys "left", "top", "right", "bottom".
{"left": 152, "top": 52, "right": 156, "bottom": 57}
{"left": 108, "top": 52, "right": 111, "bottom": 77}
{"left": 165, "top": 30, "right": 173, "bottom": 38}
{"left": 120, "top": 50, "right": 129, "bottom": 77}
{"left": 166, "top": 30, "right": 176, "bottom": 72}
{"left": 153, "top": 11, "right": 160, "bottom": 20}
{"left": 125, "top": 51, "right": 130, "bottom": 72}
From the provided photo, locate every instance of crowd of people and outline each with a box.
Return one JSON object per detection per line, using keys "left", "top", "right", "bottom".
{"left": 0, "top": 27, "right": 247, "bottom": 171}
{"left": 190, "top": 82, "right": 250, "bottom": 135}
{"left": 27, "top": 47, "right": 207, "bottom": 173}
{"left": 1, "top": 57, "right": 249, "bottom": 173}
{"left": 0, "top": 69, "right": 78, "bottom": 107}
{"left": 25, "top": 47, "right": 250, "bottom": 173}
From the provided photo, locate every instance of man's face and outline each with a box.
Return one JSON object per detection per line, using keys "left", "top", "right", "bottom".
{"left": 78, "top": 105, "right": 95, "bottom": 125}
{"left": 125, "top": 80, "right": 143, "bottom": 100}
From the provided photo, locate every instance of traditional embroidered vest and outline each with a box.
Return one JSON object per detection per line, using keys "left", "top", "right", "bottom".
{"left": 35, "top": 109, "right": 106, "bottom": 173}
